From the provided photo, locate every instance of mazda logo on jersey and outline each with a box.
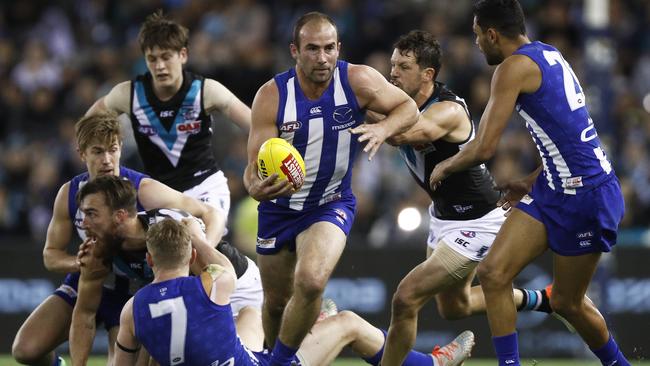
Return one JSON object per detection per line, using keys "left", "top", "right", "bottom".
{"left": 280, "top": 120, "right": 302, "bottom": 133}
{"left": 333, "top": 106, "right": 353, "bottom": 123}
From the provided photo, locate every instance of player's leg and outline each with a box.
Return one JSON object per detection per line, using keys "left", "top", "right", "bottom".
{"left": 276, "top": 222, "right": 346, "bottom": 348}
{"left": 257, "top": 246, "right": 296, "bottom": 347}
{"left": 552, "top": 253, "right": 630, "bottom": 365}
{"left": 236, "top": 306, "right": 265, "bottom": 352}
{"left": 383, "top": 241, "right": 475, "bottom": 366}
{"left": 12, "top": 295, "right": 73, "bottom": 365}
{"left": 476, "top": 208, "right": 548, "bottom": 365}
{"left": 107, "top": 326, "right": 119, "bottom": 366}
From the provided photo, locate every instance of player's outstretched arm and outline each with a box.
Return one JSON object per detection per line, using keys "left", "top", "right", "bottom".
{"left": 203, "top": 78, "right": 252, "bottom": 132}
{"left": 349, "top": 64, "right": 419, "bottom": 160}
{"left": 114, "top": 298, "right": 139, "bottom": 366}
{"left": 429, "top": 55, "right": 539, "bottom": 190}
{"left": 137, "top": 178, "right": 226, "bottom": 245}
{"left": 43, "top": 183, "right": 78, "bottom": 273}
{"left": 85, "top": 81, "right": 131, "bottom": 116}
{"left": 244, "top": 80, "right": 294, "bottom": 201}
{"left": 182, "top": 218, "right": 236, "bottom": 278}
{"left": 388, "top": 101, "right": 469, "bottom": 146}
{"left": 70, "top": 240, "right": 110, "bottom": 366}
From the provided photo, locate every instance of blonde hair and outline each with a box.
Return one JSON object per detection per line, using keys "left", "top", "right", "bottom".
{"left": 146, "top": 219, "right": 192, "bottom": 270}
{"left": 75, "top": 112, "right": 122, "bottom": 152}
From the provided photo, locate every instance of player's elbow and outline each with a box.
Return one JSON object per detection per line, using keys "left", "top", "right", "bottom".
{"left": 475, "top": 143, "right": 496, "bottom": 162}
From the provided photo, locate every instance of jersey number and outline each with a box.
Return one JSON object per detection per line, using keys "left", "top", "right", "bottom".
{"left": 149, "top": 297, "right": 187, "bottom": 365}
{"left": 543, "top": 50, "right": 585, "bottom": 111}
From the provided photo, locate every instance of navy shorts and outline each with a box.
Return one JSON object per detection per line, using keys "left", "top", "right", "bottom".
{"left": 516, "top": 176, "right": 624, "bottom": 256}
{"left": 54, "top": 272, "right": 132, "bottom": 330}
{"left": 256, "top": 196, "right": 356, "bottom": 255}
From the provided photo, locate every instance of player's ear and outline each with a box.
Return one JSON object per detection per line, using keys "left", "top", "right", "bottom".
{"left": 179, "top": 47, "right": 188, "bottom": 64}
{"left": 146, "top": 252, "right": 154, "bottom": 268}
{"left": 487, "top": 28, "right": 498, "bottom": 44}
{"left": 423, "top": 67, "right": 435, "bottom": 82}
{"left": 290, "top": 43, "right": 299, "bottom": 60}
{"left": 189, "top": 247, "right": 197, "bottom": 265}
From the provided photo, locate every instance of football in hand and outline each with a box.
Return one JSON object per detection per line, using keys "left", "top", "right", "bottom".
{"left": 257, "top": 137, "right": 306, "bottom": 189}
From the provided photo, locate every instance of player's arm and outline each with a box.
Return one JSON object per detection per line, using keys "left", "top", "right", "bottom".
{"left": 348, "top": 64, "right": 419, "bottom": 160}
{"left": 43, "top": 183, "right": 79, "bottom": 273}
{"left": 387, "top": 101, "right": 468, "bottom": 145}
{"left": 70, "top": 241, "right": 110, "bottom": 366}
{"left": 243, "top": 80, "right": 294, "bottom": 201}
{"left": 85, "top": 81, "right": 131, "bottom": 116}
{"left": 137, "top": 178, "right": 225, "bottom": 245}
{"left": 429, "top": 55, "right": 541, "bottom": 189}
{"left": 203, "top": 78, "right": 251, "bottom": 132}
{"left": 114, "top": 298, "right": 140, "bottom": 366}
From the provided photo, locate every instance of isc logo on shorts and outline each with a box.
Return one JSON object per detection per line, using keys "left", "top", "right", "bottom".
{"left": 257, "top": 237, "right": 276, "bottom": 249}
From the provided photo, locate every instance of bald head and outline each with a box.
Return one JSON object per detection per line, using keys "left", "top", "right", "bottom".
{"left": 292, "top": 12, "right": 339, "bottom": 48}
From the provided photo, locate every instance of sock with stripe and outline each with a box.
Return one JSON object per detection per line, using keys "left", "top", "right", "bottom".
{"left": 270, "top": 339, "right": 298, "bottom": 366}
{"left": 516, "top": 288, "right": 552, "bottom": 313}
{"left": 591, "top": 334, "right": 631, "bottom": 366}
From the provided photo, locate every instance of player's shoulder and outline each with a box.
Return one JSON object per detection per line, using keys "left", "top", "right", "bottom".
{"left": 346, "top": 63, "right": 382, "bottom": 85}
{"left": 252, "top": 78, "right": 279, "bottom": 109}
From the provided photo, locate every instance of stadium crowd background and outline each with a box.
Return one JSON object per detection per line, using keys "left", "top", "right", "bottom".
{"left": 0, "top": 0, "right": 649, "bottom": 255}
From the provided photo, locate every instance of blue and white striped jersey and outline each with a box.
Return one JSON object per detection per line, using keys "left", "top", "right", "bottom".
{"left": 265, "top": 60, "right": 365, "bottom": 211}
{"left": 514, "top": 42, "right": 614, "bottom": 194}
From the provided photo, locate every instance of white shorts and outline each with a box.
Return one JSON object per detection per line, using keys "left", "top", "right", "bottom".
{"left": 230, "top": 257, "right": 264, "bottom": 316}
{"left": 427, "top": 205, "right": 506, "bottom": 262}
{"left": 183, "top": 170, "right": 231, "bottom": 218}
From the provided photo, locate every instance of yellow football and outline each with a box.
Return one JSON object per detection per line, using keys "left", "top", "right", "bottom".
{"left": 257, "top": 137, "right": 306, "bottom": 189}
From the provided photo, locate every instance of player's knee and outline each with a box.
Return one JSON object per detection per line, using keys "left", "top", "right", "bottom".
{"left": 477, "top": 261, "right": 509, "bottom": 289}
{"left": 12, "top": 337, "right": 42, "bottom": 364}
{"left": 391, "top": 286, "right": 419, "bottom": 317}
{"left": 549, "top": 292, "right": 582, "bottom": 318}
{"left": 294, "top": 275, "right": 327, "bottom": 300}
{"left": 330, "top": 311, "right": 361, "bottom": 338}
{"left": 264, "top": 296, "right": 289, "bottom": 317}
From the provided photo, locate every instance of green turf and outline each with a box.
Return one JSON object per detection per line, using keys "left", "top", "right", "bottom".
{"left": 0, "top": 357, "right": 648, "bottom": 366}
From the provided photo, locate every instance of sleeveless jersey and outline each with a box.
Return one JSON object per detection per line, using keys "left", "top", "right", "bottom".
{"left": 133, "top": 276, "right": 256, "bottom": 366}
{"left": 398, "top": 82, "right": 500, "bottom": 220}
{"left": 263, "top": 60, "right": 364, "bottom": 212}
{"left": 513, "top": 42, "right": 614, "bottom": 194}
{"left": 68, "top": 167, "right": 147, "bottom": 242}
{"left": 106, "top": 209, "right": 249, "bottom": 295}
{"left": 130, "top": 71, "right": 219, "bottom": 192}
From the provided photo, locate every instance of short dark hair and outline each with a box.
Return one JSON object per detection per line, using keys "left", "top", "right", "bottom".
{"left": 292, "top": 12, "right": 338, "bottom": 48}
{"left": 473, "top": 0, "right": 526, "bottom": 39}
{"left": 394, "top": 30, "right": 443, "bottom": 80}
{"left": 77, "top": 175, "right": 137, "bottom": 216}
{"left": 138, "top": 10, "right": 189, "bottom": 53}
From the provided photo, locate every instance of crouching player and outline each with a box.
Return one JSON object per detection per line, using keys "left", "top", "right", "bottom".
{"left": 115, "top": 219, "right": 475, "bottom": 366}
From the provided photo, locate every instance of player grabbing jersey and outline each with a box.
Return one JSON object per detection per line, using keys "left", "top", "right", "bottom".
{"left": 243, "top": 11, "right": 419, "bottom": 365}
{"left": 429, "top": 1, "right": 630, "bottom": 366}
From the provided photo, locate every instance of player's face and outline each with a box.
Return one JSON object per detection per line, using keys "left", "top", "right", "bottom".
{"left": 292, "top": 21, "right": 340, "bottom": 85}
{"left": 80, "top": 193, "right": 118, "bottom": 241}
{"left": 473, "top": 17, "right": 503, "bottom": 65}
{"left": 390, "top": 49, "right": 429, "bottom": 98}
{"left": 144, "top": 46, "right": 187, "bottom": 90}
{"left": 80, "top": 138, "right": 121, "bottom": 179}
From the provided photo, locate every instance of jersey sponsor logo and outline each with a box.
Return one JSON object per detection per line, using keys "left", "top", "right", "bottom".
{"left": 454, "top": 237, "right": 470, "bottom": 247}
{"left": 181, "top": 107, "right": 200, "bottom": 121}
{"left": 138, "top": 125, "right": 158, "bottom": 136}
{"left": 565, "top": 176, "right": 583, "bottom": 188}
{"left": 279, "top": 120, "right": 302, "bottom": 133}
{"left": 460, "top": 230, "right": 476, "bottom": 238}
{"left": 333, "top": 106, "right": 353, "bottom": 123}
{"left": 177, "top": 121, "right": 201, "bottom": 134}
{"left": 577, "top": 231, "right": 594, "bottom": 247}
{"left": 309, "top": 106, "right": 322, "bottom": 115}
{"left": 452, "top": 204, "right": 473, "bottom": 213}
{"left": 257, "top": 237, "right": 276, "bottom": 249}
{"left": 160, "top": 110, "right": 175, "bottom": 118}
{"left": 159, "top": 287, "right": 168, "bottom": 296}
{"left": 476, "top": 245, "right": 489, "bottom": 258}
{"left": 322, "top": 192, "right": 342, "bottom": 204}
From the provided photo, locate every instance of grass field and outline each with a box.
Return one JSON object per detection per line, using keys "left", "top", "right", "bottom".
{"left": 0, "top": 357, "right": 648, "bottom": 366}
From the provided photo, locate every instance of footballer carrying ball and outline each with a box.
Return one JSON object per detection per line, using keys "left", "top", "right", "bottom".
{"left": 257, "top": 137, "right": 306, "bottom": 190}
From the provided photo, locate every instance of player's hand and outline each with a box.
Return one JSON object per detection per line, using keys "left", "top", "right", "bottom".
{"left": 245, "top": 161, "right": 295, "bottom": 201}
{"left": 495, "top": 180, "right": 530, "bottom": 216}
{"left": 350, "top": 123, "right": 390, "bottom": 161}
{"left": 429, "top": 160, "right": 451, "bottom": 191}
{"left": 181, "top": 217, "right": 205, "bottom": 239}
{"left": 77, "top": 238, "right": 110, "bottom": 276}
{"left": 76, "top": 237, "right": 95, "bottom": 268}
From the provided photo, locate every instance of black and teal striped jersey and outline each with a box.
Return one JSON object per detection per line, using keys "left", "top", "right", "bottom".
{"left": 130, "top": 71, "right": 219, "bottom": 192}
